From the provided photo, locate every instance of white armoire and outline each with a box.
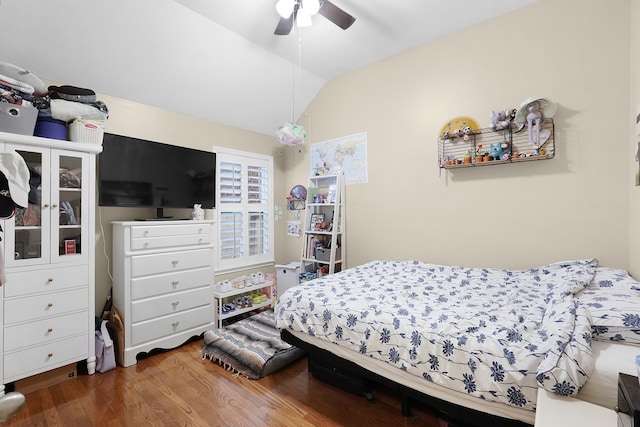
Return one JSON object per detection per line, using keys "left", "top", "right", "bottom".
{"left": 0, "top": 131, "right": 101, "bottom": 394}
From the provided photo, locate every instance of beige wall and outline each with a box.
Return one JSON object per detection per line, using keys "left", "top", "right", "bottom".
{"left": 629, "top": 1, "right": 640, "bottom": 278}
{"left": 89, "top": 0, "right": 640, "bottom": 313}
{"left": 90, "top": 95, "right": 288, "bottom": 314}
{"left": 282, "top": 0, "right": 633, "bottom": 271}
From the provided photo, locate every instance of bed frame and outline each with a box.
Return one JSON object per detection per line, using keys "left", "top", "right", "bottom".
{"left": 281, "top": 329, "right": 532, "bottom": 427}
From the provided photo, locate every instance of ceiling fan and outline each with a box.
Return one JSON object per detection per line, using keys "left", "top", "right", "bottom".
{"left": 274, "top": 0, "right": 356, "bottom": 35}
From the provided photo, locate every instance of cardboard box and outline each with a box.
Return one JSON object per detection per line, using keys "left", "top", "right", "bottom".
{"left": 15, "top": 364, "right": 77, "bottom": 394}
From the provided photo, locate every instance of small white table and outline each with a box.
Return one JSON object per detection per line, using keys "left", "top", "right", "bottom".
{"left": 535, "top": 389, "right": 618, "bottom": 427}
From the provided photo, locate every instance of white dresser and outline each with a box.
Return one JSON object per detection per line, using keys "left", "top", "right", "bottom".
{"left": 112, "top": 220, "right": 215, "bottom": 367}
{"left": 0, "top": 131, "right": 101, "bottom": 393}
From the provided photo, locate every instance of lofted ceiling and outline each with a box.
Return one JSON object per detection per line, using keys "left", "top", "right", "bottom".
{"left": 0, "top": 0, "right": 536, "bottom": 137}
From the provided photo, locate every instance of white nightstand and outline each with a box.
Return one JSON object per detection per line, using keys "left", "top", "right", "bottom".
{"left": 535, "top": 389, "right": 617, "bottom": 426}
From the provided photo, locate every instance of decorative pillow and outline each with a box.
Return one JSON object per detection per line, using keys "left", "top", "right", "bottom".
{"left": 577, "top": 267, "right": 640, "bottom": 345}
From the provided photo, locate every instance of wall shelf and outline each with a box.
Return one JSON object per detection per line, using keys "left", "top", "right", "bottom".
{"left": 439, "top": 118, "right": 554, "bottom": 169}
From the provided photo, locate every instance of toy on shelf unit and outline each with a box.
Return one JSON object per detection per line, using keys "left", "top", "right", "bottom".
{"left": 490, "top": 109, "right": 512, "bottom": 131}
{"left": 489, "top": 143, "right": 503, "bottom": 161}
{"left": 439, "top": 116, "right": 480, "bottom": 142}
{"left": 514, "top": 97, "right": 557, "bottom": 147}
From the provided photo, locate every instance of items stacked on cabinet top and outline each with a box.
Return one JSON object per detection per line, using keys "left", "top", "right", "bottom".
{"left": 0, "top": 61, "right": 107, "bottom": 144}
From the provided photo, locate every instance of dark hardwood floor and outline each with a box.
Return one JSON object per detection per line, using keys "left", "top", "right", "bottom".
{"left": 4, "top": 338, "right": 443, "bottom": 426}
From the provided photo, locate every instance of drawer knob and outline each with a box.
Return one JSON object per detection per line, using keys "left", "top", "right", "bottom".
{"left": 47, "top": 328, "right": 53, "bottom": 333}
{"left": 44, "top": 203, "right": 50, "bottom": 208}
{"left": 47, "top": 303, "right": 53, "bottom": 308}
{"left": 47, "top": 353, "right": 53, "bottom": 358}
{"left": 143, "top": 243, "right": 149, "bottom": 248}
{"left": 143, "top": 230, "right": 149, "bottom": 236}
{"left": 47, "top": 278, "right": 54, "bottom": 283}
{"left": 172, "top": 321, "right": 180, "bottom": 328}
{"left": 171, "top": 280, "right": 179, "bottom": 287}
{"left": 52, "top": 203, "right": 58, "bottom": 209}
{"left": 171, "top": 260, "right": 179, "bottom": 267}
{"left": 171, "top": 301, "right": 179, "bottom": 308}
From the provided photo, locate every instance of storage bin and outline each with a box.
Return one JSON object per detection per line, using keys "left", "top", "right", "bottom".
{"left": 316, "top": 247, "right": 341, "bottom": 262}
{"left": 0, "top": 103, "right": 38, "bottom": 135}
{"left": 34, "top": 117, "right": 66, "bottom": 140}
{"left": 276, "top": 262, "right": 301, "bottom": 296}
{"left": 68, "top": 119, "right": 105, "bottom": 144}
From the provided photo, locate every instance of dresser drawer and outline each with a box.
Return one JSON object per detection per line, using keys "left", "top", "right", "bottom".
{"left": 131, "top": 267, "right": 212, "bottom": 300}
{"left": 4, "top": 334, "right": 88, "bottom": 381}
{"left": 131, "top": 248, "right": 212, "bottom": 277}
{"left": 131, "top": 223, "right": 212, "bottom": 250}
{"left": 3, "top": 265, "right": 89, "bottom": 298}
{"left": 4, "top": 288, "right": 89, "bottom": 324}
{"left": 131, "top": 287, "right": 212, "bottom": 323}
{"left": 4, "top": 311, "right": 89, "bottom": 352}
{"left": 131, "top": 305, "right": 211, "bottom": 346}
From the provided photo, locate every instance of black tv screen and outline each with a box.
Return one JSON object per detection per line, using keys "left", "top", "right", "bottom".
{"left": 98, "top": 133, "right": 215, "bottom": 218}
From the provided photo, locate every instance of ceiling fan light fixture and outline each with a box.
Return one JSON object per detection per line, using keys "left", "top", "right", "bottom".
{"left": 296, "top": 7, "right": 312, "bottom": 27}
{"left": 304, "top": 0, "right": 321, "bottom": 15}
{"left": 276, "top": 0, "right": 295, "bottom": 18}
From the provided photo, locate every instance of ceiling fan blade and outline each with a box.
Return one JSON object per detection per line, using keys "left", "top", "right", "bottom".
{"left": 275, "top": 15, "right": 294, "bottom": 35}
{"left": 318, "top": 0, "right": 355, "bottom": 30}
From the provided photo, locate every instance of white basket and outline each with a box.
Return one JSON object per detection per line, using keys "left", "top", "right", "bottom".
{"left": 68, "top": 119, "right": 105, "bottom": 144}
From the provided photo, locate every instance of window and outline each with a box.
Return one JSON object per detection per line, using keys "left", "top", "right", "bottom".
{"left": 215, "top": 147, "right": 274, "bottom": 273}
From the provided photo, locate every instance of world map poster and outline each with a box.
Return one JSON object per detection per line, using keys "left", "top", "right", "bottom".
{"left": 309, "top": 132, "right": 368, "bottom": 184}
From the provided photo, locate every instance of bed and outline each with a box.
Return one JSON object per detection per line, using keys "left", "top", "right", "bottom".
{"left": 275, "top": 259, "right": 640, "bottom": 426}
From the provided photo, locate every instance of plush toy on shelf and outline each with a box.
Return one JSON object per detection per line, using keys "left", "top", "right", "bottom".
{"left": 514, "top": 97, "right": 557, "bottom": 147}
{"left": 489, "top": 143, "right": 503, "bottom": 161}
{"left": 491, "top": 109, "right": 511, "bottom": 131}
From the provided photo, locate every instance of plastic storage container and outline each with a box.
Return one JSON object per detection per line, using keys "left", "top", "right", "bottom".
{"left": 34, "top": 117, "right": 66, "bottom": 140}
{"left": 68, "top": 119, "right": 105, "bottom": 144}
{"left": 276, "top": 262, "right": 302, "bottom": 296}
{"left": 0, "top": 103, "right": 38, "bottom": 135}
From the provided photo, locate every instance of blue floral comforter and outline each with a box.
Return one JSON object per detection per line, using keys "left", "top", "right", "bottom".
{"left": 275, "top": 259, "right": 598, "bottom": 412}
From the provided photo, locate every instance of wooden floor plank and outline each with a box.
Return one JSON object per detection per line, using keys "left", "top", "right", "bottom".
{"left": 4, "top": 338, "right": 441, "bottom": 426}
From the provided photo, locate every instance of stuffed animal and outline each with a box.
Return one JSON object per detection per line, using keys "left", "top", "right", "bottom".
{"left": 499, "top": 141, "right": 511, "bottom": 160}
{"left": 462, "top": 126, "right": 473, "bottom": 141}
{"left": 491, "top": 110, "right": 511, "bottom": 131}
{"left": 490, "top": 143, "right": 503, "bottom": 160}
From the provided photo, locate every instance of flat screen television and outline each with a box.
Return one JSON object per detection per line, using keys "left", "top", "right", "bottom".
{"left": 98, "top": 133, "right": 215, "bottom": 220}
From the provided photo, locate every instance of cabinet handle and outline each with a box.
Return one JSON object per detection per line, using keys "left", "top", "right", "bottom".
{"left": 171, "top": 321, "right": 180, "bottom": 328}
{"left": 171, "top": 260, "right": 179, "bottom": 267}
{"left": 47, "top": 278, "right": 53, "bottom": 283}
{"left": 47, "top": 353, "right": 53, "bottom": 358}
{"left": 171, "top": 281, "right": 179, "bottom": 287}
{"left": 171, "top": 301, "right": 179, "bottom": 308}
{"left": 47, "top": 303, "right": 53, "bottom": 308}
{"left": 52, "top": 203, "right": 58, "bottom": 209}
{"left": 47, "top": 328, "right": 53, "bottom": 333}
{"left": 44, "top": 203, "right": 50, "bottom": 208}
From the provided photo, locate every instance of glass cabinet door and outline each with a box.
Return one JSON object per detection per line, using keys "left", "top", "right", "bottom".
{"left": 51, "top": 150, "right": 88, "bottom": 264}
{"left": 6, "top": 146, "right": 50, "bottom": 266}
